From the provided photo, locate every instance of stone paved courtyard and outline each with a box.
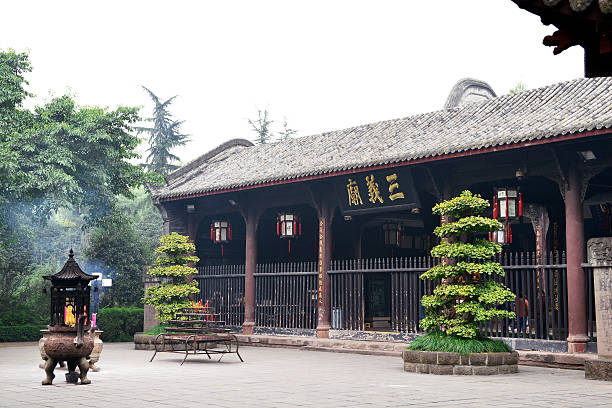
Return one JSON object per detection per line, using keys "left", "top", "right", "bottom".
{"left": 1, "top": 342, "right": 611, "bottom": 407}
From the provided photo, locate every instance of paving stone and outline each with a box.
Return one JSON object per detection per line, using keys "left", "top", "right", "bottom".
{"left": 2, "top": 342, "right": 612, "bottom": 407}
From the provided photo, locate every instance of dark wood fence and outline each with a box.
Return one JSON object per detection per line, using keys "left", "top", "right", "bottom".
{"left": 195, "top": 264, "right": 245, "bottom": 326}
{"left": 195, "top": 252, "right": 596, "bottom": 341}
{"left": 255, "top": 262, "right": 318, "bottom": 329}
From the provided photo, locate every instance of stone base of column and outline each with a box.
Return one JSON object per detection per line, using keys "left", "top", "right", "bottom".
{"left": 242, "top": 322, "right": 255, "bottom": 335}
{"left": 567, "top": 335, "right": 590, "bottom": 353}
{"left": 316, "top": 326, "right": 330, "bottom": 338}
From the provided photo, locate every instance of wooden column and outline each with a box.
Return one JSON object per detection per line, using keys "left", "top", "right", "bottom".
{"left": 316, "top": 200, "right": 334, "bottom": 338}
{"left": 243, "top": 207, "right": 260, "bottom": 335}
{"left": 565, "top": 166, "right": 589, "bottom": 353}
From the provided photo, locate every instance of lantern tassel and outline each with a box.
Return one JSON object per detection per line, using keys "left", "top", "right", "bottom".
{"left": 519, "top": 193, "right": 523, "bottom": 217}
{"left": 505, "top": 195, "right": 508, "bottom": 219}
{"left": 298, "top": 219, "right": 301, "bottom": 236}
{"left": 277, "top": 219, "right": 279, "bottom": 236}
{"left": 493, "top": 196, "right": 498, "bottom": 219}
{"left": 221, "top": 244, "right": 224, "bottom": 257}
{"left": 288, "top": 239, "right": 291, "bottom": 254}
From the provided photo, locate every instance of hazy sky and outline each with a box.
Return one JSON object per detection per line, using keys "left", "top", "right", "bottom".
{"left": 1, "top": 1, "right": 583, "bottom": 164}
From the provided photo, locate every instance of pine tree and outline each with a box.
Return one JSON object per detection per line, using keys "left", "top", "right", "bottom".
{"left": 143, "top": 233, "right": 199, "bottom": 323}
{"left": 419, "top": 191, "right": 515, "bottom": 339}
{"left": 277, "top": 117, "right": 297, "bottom": 141}
{"left": 136, "top": 86, "right": 189, "bottom": 176}
{"left": 248, "top": 108, "right": 273, "bottom": 144}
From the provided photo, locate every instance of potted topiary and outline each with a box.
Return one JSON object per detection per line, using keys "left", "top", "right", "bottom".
{"left": 143, "top": 233, "right": 200, "bottom": 325}
{"left": 403, "top": 191, "right": 519, "bottom": 375}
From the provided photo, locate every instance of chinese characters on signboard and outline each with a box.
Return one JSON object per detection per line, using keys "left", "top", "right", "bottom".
{"left": 336, "top": 168, "right": 420, "bottom": 215}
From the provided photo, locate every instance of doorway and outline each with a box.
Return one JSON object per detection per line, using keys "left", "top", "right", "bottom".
{"left": 364, "top": 273, "right": 391, "bottom": 330}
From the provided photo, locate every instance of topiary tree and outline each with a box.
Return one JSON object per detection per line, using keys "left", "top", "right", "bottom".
{"left": 143, "top": 232, "right": 200, "bottom": 323}
{"left": 414, "top": 191, "right": 515, "bottom": 350}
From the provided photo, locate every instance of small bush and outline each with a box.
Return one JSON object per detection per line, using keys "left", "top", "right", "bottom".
{"left": 144, "top": 324, "right": 165, "bottom": 336}
{"left": 0, "top": 325, "right": 47, "bottom": 342}
{"left": 407, "top": 331, "right": 512, "bottom": 354}
{"left": 97, "top": 307, "right": 143, "bottom": 342}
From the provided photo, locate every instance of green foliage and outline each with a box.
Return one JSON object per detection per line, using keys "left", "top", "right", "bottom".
{"left": 509, "top": 82, "right": 527, "bottom": 95}
{"left": 248, "top": 108, "right": 274, "bottom": 144}
{"left": 143, "top": 233, "right": 200, "bottom": 323}
{"left": 0, "top": 325, "right": 47, "bottom": 342}
{"left": 84, "top": 210, "right": 153, "bottom": 307}
{"left": 0, "top": 49, "right": 148, "bottom": 330}
{"left": 420, "top": 261, "right": 505, "bottom": 280}
{"left": 432, "top": 191, "right": 490, "bottom": 218}
{"left": 430, "top": 240, "right": 502, "bottom": 260}
{"left": 434, "top": 216, "right": 502, "bottom": 237}
{"left": 277, "top": 118, "right": 297, "bottom": 142}
{"left": 97, "top": 307, "right": 144, "bottom": 342}
{"left": 136, "top": 86, "right": 189, "bottom": 176}
{"left": 148, "top": 264, "right": 198, "bottom": 277}
{"left": 154, "top": 232, "right": 196, "bottom": 257}
{"left": 419, "top": 190, "right": 515, "bottom": 341}
{"left": 406, "top": 331, "right": 512, "bottom": 354}
{"left": 144, "top": 324, "right": 166, "bottom": 336}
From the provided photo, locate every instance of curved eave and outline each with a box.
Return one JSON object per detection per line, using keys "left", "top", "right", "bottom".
{"left": 157, "top": 127, "right": 611, "bottom": 203}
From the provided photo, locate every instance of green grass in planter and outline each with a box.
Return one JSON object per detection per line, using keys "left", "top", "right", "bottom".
{"left": 407, "top": 331, "right": 512, "bottom": 354}
{"left": 144, "top": 325, "right": 166, "bottom": 336}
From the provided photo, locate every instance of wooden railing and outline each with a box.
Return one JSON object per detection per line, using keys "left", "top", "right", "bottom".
{"left": 194, "top": 251, "right": 596, "bottom": 341}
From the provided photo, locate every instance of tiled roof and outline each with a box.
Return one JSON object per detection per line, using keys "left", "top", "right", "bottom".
{"left": 153, "top": 77, "right": 612, "bottom": 201}
{"left": 44, "top": 249, "right": 97, "bottom": 283}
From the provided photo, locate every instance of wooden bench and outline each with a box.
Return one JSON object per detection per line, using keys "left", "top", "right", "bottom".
{"left": 149, "top": 307, "right": 243, "bottom": 365}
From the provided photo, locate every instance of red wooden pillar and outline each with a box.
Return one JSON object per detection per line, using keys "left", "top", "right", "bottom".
{"left": 316, "top": 201, "right": 334, "bottom": 338}
{"left": 565, "top": 166, "right": 589, "bottom": 353}
{"left": 243, "top": 207, "right": 260, "bottom": 335}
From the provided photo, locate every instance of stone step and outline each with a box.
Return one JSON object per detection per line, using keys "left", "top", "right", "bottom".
{"left": 136, "top": 332, "right": 598, "bottom": 370}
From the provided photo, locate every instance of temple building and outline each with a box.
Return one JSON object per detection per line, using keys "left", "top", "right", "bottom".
{"left": 149, "top": 77, "right": 612, "bottom": 353}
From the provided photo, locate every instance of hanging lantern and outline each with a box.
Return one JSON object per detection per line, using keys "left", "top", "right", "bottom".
{"left": 491, "top": 188, "right": 523, "bottom": 245}
{"left": 494, "top": 188, "right": 522, "bottom": 220}
{"left": 211, "top": 220, "right": 231, "bottom": 256}
{"left": 382, "top": 223, "right": 403, "bottom": 247}
{"left": 276, "top": 213, "right": 301, "bottom": 253}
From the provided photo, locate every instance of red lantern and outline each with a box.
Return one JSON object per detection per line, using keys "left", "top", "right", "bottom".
{"left": 277, "top": 213, "right": 302, "bottom": 253}
{"left": 491, "top": 188, "right": 523, "bottom": 246}
{"left": 211, "top": 221, "right": 231, "bottom": 256}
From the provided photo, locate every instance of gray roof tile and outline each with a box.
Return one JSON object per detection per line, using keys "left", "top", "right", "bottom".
{"left": 154, "top": 77, "right": 612, "bottom": 200}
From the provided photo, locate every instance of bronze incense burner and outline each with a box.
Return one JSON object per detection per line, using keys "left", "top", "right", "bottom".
{"left": 41, "top": 249, "right": 97, "bottom": 385}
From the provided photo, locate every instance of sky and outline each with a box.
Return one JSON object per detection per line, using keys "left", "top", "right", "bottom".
{"left": 1, "top": 0, "right": 584, "bottom": 165}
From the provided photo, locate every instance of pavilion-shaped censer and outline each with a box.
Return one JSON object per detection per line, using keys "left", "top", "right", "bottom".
{"left": 41, "top": 249, "right": 97, "bottom": 385}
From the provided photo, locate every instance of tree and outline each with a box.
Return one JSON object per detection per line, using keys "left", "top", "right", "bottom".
{"left": 413, "top": 191, "right": 515, "bottom": 348}
{"left": 0, "top": 49, "right": 145, "bottom": 315}
{"left": 509, "top": 82, "right": 527, "bottom": 94}
{"left": 136, "top": 86, "right": 189, "bottom": 176}
{"left": 84, "top": 210, "right": 154, "bottom": 307}
{"left": 248, "top": 108, "right": 274, "bottom": 144}
{"left": 277, "top": 117, "right": 297, "bottom": 142}
{"left": 143, "top": 233, "right": 200, "bottom": 323}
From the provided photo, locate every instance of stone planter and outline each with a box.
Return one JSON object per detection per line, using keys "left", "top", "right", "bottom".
{"left": 403, "top": 350, "right": 519, "bottom": 375}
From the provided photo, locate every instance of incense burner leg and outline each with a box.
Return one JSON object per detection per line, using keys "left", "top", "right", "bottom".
{"left": 42, "top": 358, "right": 57, "bottom": 385}
{"left": 77, "top": 357, "right": 91, "bottom": 384}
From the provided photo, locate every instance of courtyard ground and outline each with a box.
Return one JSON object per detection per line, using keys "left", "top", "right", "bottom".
{"left": 0, "top": 342, "right": 611, "bottom": 407}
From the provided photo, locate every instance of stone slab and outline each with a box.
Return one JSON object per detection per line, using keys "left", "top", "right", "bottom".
{"left": 585, "top": 359, "right": 612, "bottom": 381}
